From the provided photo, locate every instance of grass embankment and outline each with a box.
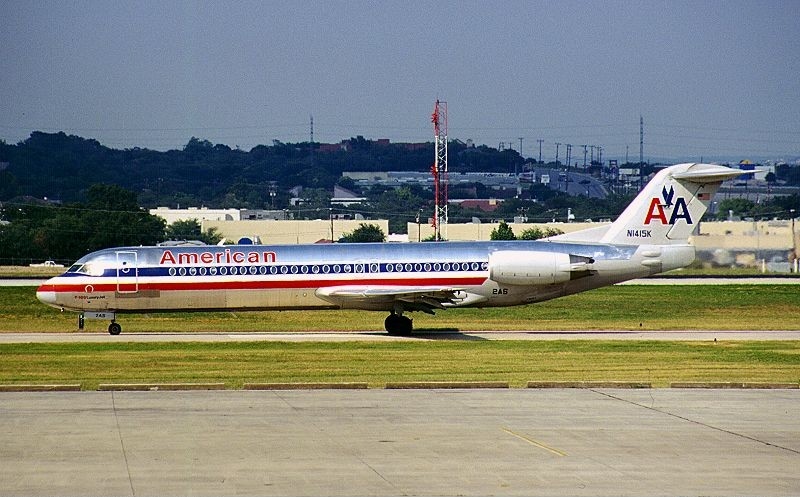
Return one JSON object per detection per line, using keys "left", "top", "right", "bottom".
{"left": 3, "top": 284, "right": 799, "bottom": 332}
{"left": 1, "top": 340, "right": 798, "bottom": 389}
{"left": 0, "top": 266, "right": 63, "bottom": 278}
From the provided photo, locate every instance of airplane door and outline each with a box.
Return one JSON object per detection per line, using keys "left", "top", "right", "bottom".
{"left": 116, "top": 251, "right": 139, "bottom": 293}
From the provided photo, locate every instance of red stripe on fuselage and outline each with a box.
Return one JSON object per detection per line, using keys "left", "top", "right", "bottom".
{"left": 44, "top": 276, "right": 488, "bottom": 293}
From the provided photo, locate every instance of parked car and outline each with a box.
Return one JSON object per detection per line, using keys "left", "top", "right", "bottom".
{"left": 29, "top": 260, "right": 64, "bottom": 268}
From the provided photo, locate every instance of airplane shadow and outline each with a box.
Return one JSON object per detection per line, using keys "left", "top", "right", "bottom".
{"left": 407, "top": 329, "right": 487, "bottom": 341}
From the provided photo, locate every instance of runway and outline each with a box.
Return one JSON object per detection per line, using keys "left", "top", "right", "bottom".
{"left": 1, "top": 389, "right": 797, "bottom": 496}
{"left": 1, "top": 329, "right": 800, "bottom": 343}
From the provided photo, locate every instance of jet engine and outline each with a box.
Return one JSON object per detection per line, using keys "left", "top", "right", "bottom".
{"left": 488, "top": 250, "right": 592, "bottom": 286}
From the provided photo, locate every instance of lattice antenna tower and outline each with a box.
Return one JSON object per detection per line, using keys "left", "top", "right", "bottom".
{"left": 431, "top": 100, "right": 448, "bottom": 241}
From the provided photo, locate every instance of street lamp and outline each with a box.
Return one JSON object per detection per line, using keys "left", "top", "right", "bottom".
{"left": 416, "top": 209, "right": 423, "bottom": 242}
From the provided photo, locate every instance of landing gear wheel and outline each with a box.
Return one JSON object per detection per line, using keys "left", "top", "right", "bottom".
{"left": 108, "top": 322, "right": 122, "bottom": 335}
{"left": 385, "top": 313, "right": 413, "bottom": 336}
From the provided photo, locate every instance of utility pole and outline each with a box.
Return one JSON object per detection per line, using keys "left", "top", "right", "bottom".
{"left": 565, "top": 144, "right": 572, "bottom": 192}
{"left": 329, "top": 207, "right": 334, "bottom": 242}
{"left": 416, "top": 209, "right": 423, "bottom": 242}
{"left": 518, "top": 137, "right": 524, "bottom": 157}
{"left": 309, "top": 114, "right": 315, "bottom": 169}
{"left": 581, "top": 145, "right": 588, "bottom": 167}
{"left": 590, "top": 145, "right": 595, "bottom": 165}
{"left": 537, "top": 139, "right": 544, "bottom": 163}
{"left": 555, "top": 142, "right": 561, "bottom": 166}
{"left": 565, "top": 144, "right": 572, "bottom": 168}
{"left": 639, "top": 115, "right": 644, "bottom": 189}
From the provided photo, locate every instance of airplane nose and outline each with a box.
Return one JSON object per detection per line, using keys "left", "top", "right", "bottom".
{"left": 36, "top": 283, "right": 58, "bottom": 306}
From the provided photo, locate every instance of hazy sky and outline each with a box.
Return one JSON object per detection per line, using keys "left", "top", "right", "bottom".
{"left": 2, "top": 0, "right": 799, "bottom": 162}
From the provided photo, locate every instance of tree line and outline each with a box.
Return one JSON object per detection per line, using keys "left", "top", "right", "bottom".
{"left": 0, "top": 132, "right": 524, "bottom": 208}
{"left": 0, "top": 184, "right": 166, "bottom": 265}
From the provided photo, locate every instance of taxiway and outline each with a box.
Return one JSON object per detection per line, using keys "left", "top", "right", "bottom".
{"left": 0, "top": 389, "right": 797, "bottom": 496}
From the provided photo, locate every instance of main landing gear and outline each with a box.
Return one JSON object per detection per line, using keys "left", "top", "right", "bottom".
{"left": 384, "top": 311, "right": 413, "bottom": 336}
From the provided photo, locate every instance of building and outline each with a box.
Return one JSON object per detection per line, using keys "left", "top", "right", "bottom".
{"left": 150, "top": 207, "right": 293, "bottom": 224}
{"left": 331, "top": 185, "right": 367, "bottom": 207}
{"left": 150, "top": 207, "right": 241, "bottom": 224}
{"left": 201, "top": 219, "right": 390, "bottom": 245}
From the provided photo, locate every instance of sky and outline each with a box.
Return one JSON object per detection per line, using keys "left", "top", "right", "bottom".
{"left": 1, "top": 0, "right": 799, "bottom": 163}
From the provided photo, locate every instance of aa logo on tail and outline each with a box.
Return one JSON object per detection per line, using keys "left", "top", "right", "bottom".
{"left": 644, "top": 185, "right": 692, "bottom": 225}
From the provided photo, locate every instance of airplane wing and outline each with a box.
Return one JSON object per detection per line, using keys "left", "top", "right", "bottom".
{"left": 315, "top": 286, "right": 488, "bottom": 314}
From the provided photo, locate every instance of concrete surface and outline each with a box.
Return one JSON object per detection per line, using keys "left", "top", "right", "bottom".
{"left": 0, "top": 389, "right": 797, "bottom": 496}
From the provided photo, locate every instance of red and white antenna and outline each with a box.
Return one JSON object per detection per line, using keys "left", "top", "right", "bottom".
{"left": 431, "top": 100, "right": 448, "bottom": 241}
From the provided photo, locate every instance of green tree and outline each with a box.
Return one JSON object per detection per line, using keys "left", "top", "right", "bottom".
{"left": 184, "top": 137, "right": 213, "bottom": 162}
{"left": 87, "top": 183, "right": 139, "bottom": 211}
{"left": 297, "top": 188, "right": 332, "bottom": 219}
{"left": 369, "top": 186, "right": 425, "bottom": 234}
{"left": 0, "top": 184, "right": 165, "bottom": 264}
{"left": 0, "top": 171, "right": 18, "bottom": 200}
{"left": 422, "top": 233, "right": 447, "bottom": 242}
{"left": 490, "top": 221, "right": 516, "bottom": 240}
{"left": 165, "top": 219, "right": 223, "bottom": 245}
{"left": 519, "top": 226, "right": 564, "bottom": 240}
{"left": 80, "top": 184, "right": 165, "bottom": 250}
{"left": 339, "top": 223, "right": 386, "bottom": 243}
{"left": 716, "top": 198, "right": 756, "bottom": 220}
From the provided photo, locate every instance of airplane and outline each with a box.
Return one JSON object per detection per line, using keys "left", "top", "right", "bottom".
{"left": 37, "top": 163, "right": 746, "bottom": 335}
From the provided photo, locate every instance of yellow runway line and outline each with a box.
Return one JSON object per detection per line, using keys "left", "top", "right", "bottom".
{"left": 501, "top": 427, "right": 567, "bottom": 457}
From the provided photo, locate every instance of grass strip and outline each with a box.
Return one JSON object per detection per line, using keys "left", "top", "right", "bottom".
{"left": 0, "top": 340, "right": 798, "bottom": 390}
{"left": 4, "top": 284, "right": 800, "bottom": 332}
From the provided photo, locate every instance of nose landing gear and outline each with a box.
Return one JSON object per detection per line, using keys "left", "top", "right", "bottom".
{"left": 77, "top": 312, "right": 122, "bottom": 335}
{"left": 108, "top": 321, "right": 122, "bottom": 335}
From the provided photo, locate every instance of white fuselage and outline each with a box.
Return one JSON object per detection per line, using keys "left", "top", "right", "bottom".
{"left": 36, "top": 240, "right": 694, "bottom": 314}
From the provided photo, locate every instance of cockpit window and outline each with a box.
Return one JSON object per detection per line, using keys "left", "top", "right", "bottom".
{"left": 67, "top": 262, "right": 104, "bottom": 276}
{"left": 68, "top": 264, "right": 86, "bottom": 274}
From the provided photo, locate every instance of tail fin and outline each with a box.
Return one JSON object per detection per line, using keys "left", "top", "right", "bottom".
{"left": 552, "top": 163, "right": 746, "bottom": 245}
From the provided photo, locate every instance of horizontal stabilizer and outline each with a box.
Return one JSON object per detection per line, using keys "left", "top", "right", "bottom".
{"left": 670, "top": 164, "right": 751, "bottom": 183}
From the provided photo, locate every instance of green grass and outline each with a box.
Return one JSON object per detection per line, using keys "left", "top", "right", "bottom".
{"left": 4, "top": 284, "right": 800, "bottom": 332}
{"left": 664, "top": 266, "right": 799, "bottom": 276}
{"left": 4, "top": 285, "right": 799, "bottom": 389}
{"left": 0, "top": 340, "right": 798, "bottom": 390}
